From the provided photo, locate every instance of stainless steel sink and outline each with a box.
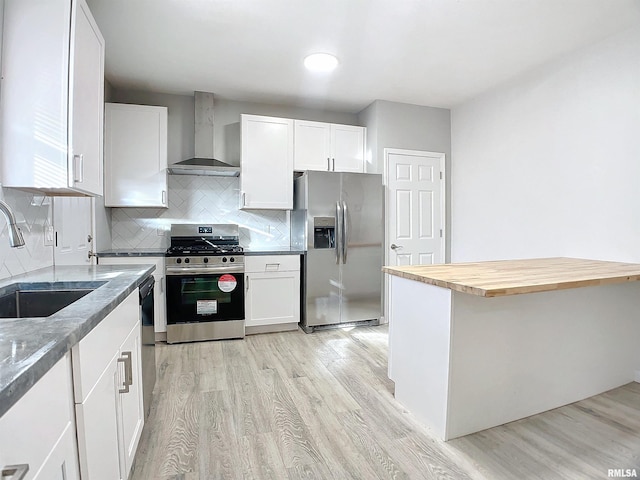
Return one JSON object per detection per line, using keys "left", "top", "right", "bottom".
{"left": 0, "top": 281, "right": 106, "bottom": 318}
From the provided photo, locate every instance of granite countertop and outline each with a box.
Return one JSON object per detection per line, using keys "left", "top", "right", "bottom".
{"left": 98, "top": 247, "right": 305, "bottom": 256}
{"left": 243, "top": 246, "right": 305, "bottom": 255}
{"left": 383, "top": 257, "right": 640, "bottom": 297}
{"left": 0, "top": 264, "right": 155, "bottom": 418}
{"left": 97, "top": 248, "right": 168, "bottom": 257}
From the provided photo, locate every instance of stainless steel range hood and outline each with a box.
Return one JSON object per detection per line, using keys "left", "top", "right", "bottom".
{"left": 168, "top": 92, "right": 240, "bottom": 177}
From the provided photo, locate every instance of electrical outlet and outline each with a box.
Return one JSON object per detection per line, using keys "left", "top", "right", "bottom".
{"left": 44, "top": 225, "right": 55, "bottom": 246}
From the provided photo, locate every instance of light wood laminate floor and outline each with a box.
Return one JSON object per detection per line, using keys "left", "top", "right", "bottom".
{"left": 131, "top": 325, "right": 640, "bottom": 480}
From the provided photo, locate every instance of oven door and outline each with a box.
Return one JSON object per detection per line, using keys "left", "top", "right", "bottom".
{"left": 165, "top": 271, "right": 244, "bottom": 324}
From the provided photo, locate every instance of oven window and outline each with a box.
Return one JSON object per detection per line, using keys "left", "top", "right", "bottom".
{"left": 181, "top": 278, "right": 231, "bottom": 305}
{"left": 166, "top": 274, "right": 244, "bottom": 324}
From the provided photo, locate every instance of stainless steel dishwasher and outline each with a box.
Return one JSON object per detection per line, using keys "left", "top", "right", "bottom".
{"left": 139, "top": 276, "right": 156, "bottom": 419}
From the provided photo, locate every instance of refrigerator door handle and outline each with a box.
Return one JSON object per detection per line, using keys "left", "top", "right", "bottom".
{"left": 342, "top": 200, "right": 348, "bottom": 264}
{"left": 335, "top": 201, "right": 343, "bottom": 264}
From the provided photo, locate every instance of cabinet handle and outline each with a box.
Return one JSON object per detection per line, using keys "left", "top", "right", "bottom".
{"left": 73, "top": 154, "right": 84, "bottom": 183}
{"left": 1, "top": 464, "right": 29, "bottom": 480}
{"left": 160, "top": 276, "right": 164, "bottom": 294}
{"left": 246, "top": 275, "right": 249, "bottom": 291}
{"left": 242, "top": 192, "right": 246, "bottom": 207}
{"left": 327, "top": 157, "right": 330, "bottom": 171}
{"left": 162, "top": 190, "right": 167, "bottom": 205}
{"left": 117, "top": 352, "right": 132, "bottom": 393}
{"left": 332, "top": 158, "right": 335, "bottom": 171}
{"left": 124, "top": 351, "right": 133, "bottom": 387}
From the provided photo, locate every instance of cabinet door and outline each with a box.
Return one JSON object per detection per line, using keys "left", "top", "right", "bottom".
{"left": 245, "top": 270, "right": 300, "bottom": 327}
{"left": 240, "top": 115, "right": 294, "bottom": 210}
{"left": 105, "top": 103, "right": 169, "bottom": 207}
{"left": 118, "top": 322, "right": 145, "bottom": 478}
{"left": 331, "top": 124, "right": 365, "bottom": 173}
{"left": 154, "top": 273, "right": 167, "bottom": 333}
{"left": 0, "top": 354, "right": 80, "bottom": 480}
{"left": 69, "top": 0, "right": 105, "bottom": 195}
{"left": 293, "top": 120, "right": 331, "bottom": 171}
{"left": 33, "top": 426, "right": 81, "bottom": 480}
{"left": 0, "top": 0, "right": 104, "bottom": 195}
{"left": 75, "top": 353, "right": 123, "bottom": 480}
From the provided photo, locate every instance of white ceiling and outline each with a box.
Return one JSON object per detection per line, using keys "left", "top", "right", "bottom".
{"left": 86, "top": 0, "right": 640, "bottom": 112}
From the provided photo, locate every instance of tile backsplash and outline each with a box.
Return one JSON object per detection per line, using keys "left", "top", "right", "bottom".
{"left": 0, "top": 188, "right": 53, "bottom": 280}
{"left": 111, "top": 175, "right": 290, "bottom": 249}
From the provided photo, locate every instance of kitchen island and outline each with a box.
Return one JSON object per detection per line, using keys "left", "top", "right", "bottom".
{"left": 383, "top": 257, "right": 640, "bottom": 440}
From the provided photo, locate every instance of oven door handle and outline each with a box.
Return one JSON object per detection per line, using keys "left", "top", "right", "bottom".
{"left": 166, "top": 267, "right": 244, "bottom": 275}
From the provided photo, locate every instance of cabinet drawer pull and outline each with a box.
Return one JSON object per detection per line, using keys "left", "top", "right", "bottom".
{"left": 265, "top": 263, "right": 280, "bottom": 271}
{"left": 73, "top": 154, "right": 84, "bottom": 183}
{"left": 327, "top": 157, "right": 330, "bottom": 171}
{"left": 2, "top": 464, "right": 29, "bottom": 479}
{"left": 162, "top": 190, "right": 167, "bottom": 205}
{"left": 332, "top": 158, "right": 335, "bottom": 171}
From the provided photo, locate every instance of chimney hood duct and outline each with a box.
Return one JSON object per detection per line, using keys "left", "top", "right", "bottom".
{"left": 168, "top": 92, "right": 240, "bottom": 177}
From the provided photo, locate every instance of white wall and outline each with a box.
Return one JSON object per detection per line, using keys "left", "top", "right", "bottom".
{"left": 451, "top": 28, "right": 640, "bottom": 262}
{"left": 358, "top": 99, "right": 452, "bottom": 259}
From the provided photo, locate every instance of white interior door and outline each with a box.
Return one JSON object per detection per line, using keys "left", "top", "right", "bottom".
{"left": 53, "top": 197, "right": 95, "bottom": 265}
{"left": 385, "top": 149, "right": 445, "bottom": 267}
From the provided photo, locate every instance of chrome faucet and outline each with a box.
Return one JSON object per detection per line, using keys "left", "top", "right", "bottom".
{"left": 0, "top": 200, "right": 25, "bottom": 247}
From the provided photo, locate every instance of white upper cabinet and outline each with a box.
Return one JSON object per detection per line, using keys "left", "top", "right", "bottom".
{"left": 0, "top": 0, "right": 105, "bottom": 196}
{"left": 104, "top": 103, "right": 169, "bottom": 207}
{"left": 293, "top": 120, "right": 365, "bottom": 173}
{"left": 240, "top": 114, "right": 294, "bottom": 210}
{"left": 293, "top": 120, "right": 332, "bottom": 171}
{"left": 331, "top": 123, "right": 366, "bottom": 173}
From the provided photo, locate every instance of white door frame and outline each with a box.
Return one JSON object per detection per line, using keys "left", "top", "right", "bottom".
{"left": 383, "top": 148, "right": 447, "bottom": 322}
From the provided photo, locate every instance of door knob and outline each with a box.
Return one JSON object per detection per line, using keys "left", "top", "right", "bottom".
{"left": 390, "top": 244, "right": 402, "bottom": 250}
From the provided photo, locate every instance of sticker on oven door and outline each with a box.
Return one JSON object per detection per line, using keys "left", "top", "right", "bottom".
{"left": 218, "top": 274, "right": 237, "bottom": 293}
{"left": 197, "top": 300, "right": 217, "bottom": 315}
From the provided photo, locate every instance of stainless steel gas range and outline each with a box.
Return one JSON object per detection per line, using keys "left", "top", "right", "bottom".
{"left": 165, "top": 224, "right": 245, "bottom": 344}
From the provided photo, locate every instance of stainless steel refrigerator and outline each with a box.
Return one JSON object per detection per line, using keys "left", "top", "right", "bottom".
{"left": 292, "top": 171, "right": 383, "bottom": 332}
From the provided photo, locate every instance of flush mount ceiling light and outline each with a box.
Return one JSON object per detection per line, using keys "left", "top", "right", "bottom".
{"left": 304, "top": 53, "right": 339, "bottom": 73}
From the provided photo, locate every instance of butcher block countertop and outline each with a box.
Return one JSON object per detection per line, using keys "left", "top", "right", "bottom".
{"left": 382, "top": 257, "right": 640, "bottom": 297}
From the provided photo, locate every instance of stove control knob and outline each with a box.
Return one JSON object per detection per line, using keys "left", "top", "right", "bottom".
{"left": 230, "top": 257, "right": 235, "bottom": 263}
{"left": 185, "top": 258, "right": 190, "bottom": 264}
{"left": 203, "top": 257, "right": 209, "bottom": 263}
{"left": 176, "top": 258, "right": 182, "bottom": 264}
{"left": 222, "top": 257, "right": 228, "bottom": 263}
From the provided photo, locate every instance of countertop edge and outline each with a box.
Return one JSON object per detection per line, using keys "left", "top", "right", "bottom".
{"left": 383, "top": 265, "right": 640, "bottom": 297}
{"left": 0, "top": 265, "right": 154, "bottom": 419}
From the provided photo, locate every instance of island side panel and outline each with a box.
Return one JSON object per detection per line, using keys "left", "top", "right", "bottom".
{"left": 388, "top": 275, "right": 452, "bottom": 439}
{"left": 446, "top": 282, "right": 640, "bottom": 440}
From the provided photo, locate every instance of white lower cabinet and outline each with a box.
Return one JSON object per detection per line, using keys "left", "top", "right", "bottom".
{"left": 72, "top": 291, "right": 143, "bottom": 480}
{"left": 0, "top": 353, "right": 80, "bottom": 480}
{"left": 98, "top": 256, "right": 166, "bottom": 336}
{"left": 245, "top": 255, "right": 301, "bottom": 334}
